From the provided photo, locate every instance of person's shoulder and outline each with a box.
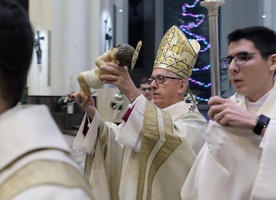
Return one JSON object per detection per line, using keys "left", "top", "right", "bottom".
{"left": 6, "top": 159, "right": 93, "bottom": 199}
{"left": 20, "top": 104, "right": 49, "bottom": 111}
{"left": 176, "top": 102, "right": 207, "bottom": 120}
{"left": 14, "top": 186, "right": 93, "bottom": 200}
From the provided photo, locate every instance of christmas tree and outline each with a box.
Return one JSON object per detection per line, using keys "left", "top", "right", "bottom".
{"left": 164, "top": 0, "right": 211, "bottom": 104}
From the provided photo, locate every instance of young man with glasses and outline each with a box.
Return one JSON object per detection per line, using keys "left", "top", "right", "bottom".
{"left": 70, "top": 25, "right": 207, "bottom": 199}
{"left": 181, "top": 26, "right": 276, "bottom": 200}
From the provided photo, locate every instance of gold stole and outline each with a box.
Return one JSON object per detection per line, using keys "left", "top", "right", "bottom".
{"left": 136, "top": 101, "right": 181, "bottom": 200}
{"left": 0, "top": 160, "right": 93, "bottom": 200}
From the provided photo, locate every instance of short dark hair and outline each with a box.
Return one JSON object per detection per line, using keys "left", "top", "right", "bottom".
{"left": 227, "top": 26, "right": 276, "bottom": 60}
{"left": 140, "top": 77, "right": 148, "bottom": 85}
{"left": 115, "top": 43, "right": 135, "bottom": 67}
{"left": 0, "top": 0, "right": 34, "bottom": 107}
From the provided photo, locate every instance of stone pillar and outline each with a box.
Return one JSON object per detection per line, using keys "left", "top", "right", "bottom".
{"left": 263, "top": 0, "right": 276, "bottom": 29}
{"left": 62, "top": 0, "right": 89, "bottom": 94}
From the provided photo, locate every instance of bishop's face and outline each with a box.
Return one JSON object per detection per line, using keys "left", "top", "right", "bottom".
{"left": 150, "top": 68, "right": 186, "bottom": 109}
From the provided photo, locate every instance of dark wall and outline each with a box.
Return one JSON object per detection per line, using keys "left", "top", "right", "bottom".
{"left": 128, "top": 0, "right": 155, "bottom": 87}
{"left": 15, "top": 0, "right": 29, "bottom": 13}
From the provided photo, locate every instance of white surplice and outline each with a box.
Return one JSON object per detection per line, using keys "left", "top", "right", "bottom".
{"left": 181, "top": 83, "right": 276, "bottom": 200}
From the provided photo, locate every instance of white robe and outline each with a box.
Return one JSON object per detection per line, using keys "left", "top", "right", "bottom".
{"left": 0, "top": 105, "right": 92, "bottom": 200}
{"left": 73, "top": 95, "right": 207, "bottom": 200}
{"left": 181, "top": 83, "right": 276, "bottom": 200}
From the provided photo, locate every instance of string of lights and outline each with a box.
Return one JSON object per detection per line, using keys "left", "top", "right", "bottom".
{"left": 180, "top": 0, "right": 211, "bottom": 102}
{"left": 193, "top": 64, "right": 210, "bottom": 71}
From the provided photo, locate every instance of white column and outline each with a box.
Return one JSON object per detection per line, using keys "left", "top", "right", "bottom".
{"left": 114, "top": 0, "right": 129, "bottom": 44}
{"left": 28, "top": 0, "right": 127, "bottom": 95}
{"left": 62, "top": 0, "right": 89, "bottom": 94}
{"left": 263, "top": 0, "right": 276, "bottom": 29}
{"left": 50, "top": 0, "right": 65, "bottom": 95}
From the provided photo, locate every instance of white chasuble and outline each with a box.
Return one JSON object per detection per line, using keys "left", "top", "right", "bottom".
{"left": 74, "top": 95, "right": 207, "bottom": 200}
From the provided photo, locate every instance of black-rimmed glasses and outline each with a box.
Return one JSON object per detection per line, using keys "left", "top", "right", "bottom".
{"left": 221, "top": 52, "right": 259, "bottom": 68}
{"left": 147, "top": 75, "right": 182, "bottom": 84}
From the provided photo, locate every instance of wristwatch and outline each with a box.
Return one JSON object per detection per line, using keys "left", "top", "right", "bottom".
{"left": 253, "top": 114, "right": 270, "bottom": 135}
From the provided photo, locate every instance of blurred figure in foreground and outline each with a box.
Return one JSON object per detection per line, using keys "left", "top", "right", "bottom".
{"left": 0, "top": 1, "right": 92, "bottom": 199}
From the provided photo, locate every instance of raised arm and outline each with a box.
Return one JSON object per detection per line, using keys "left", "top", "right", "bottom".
{"left": 99, "top": 62, "right": 141, "bottom": 103}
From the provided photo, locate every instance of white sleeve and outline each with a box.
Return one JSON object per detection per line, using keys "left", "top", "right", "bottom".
{"left": 73, "top": 111, "right": 103, "bottom": 154}
{"left": 252, "top": 119, "right": 276, "bottom": 199}
{"left": 116, "top": 95, "right": 147, "bottom": 152}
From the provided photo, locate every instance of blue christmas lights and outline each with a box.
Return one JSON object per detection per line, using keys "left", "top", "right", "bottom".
{"left": 193, "top": 64, "right": 210, "bottom": 71}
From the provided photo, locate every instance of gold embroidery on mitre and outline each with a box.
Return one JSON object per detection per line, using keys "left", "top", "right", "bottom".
{"left": 154, "top": 25, "right": 200, "bottom": 80}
